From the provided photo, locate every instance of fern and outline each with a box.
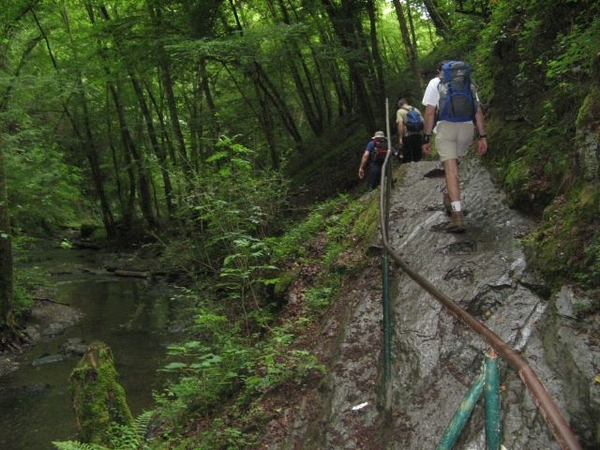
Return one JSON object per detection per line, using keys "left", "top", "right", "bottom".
{"left": 108, "top": 411, "right": 155, "bottom": 450}
{"left": 53, "top": 412, "right": 154, "bottom": 450}
{"left": 52, "top": 441, "right": 108, "bottom": 450}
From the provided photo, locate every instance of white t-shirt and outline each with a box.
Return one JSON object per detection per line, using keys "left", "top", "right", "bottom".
{"left": 422, "top": 77, "right": 441, "bottom": 108}
{"left": 422, "top": 76, "right": 480, "bottom": 124}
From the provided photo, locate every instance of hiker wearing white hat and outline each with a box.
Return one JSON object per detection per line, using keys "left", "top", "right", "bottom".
{"left": 358, "top": 131, "right": 388, "bottom": 190}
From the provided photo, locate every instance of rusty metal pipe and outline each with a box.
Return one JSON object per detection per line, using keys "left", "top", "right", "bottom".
{"left": 377, "top": 142, "right": 581, "bottom": 450}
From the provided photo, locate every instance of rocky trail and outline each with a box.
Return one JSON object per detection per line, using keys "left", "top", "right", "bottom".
{"left": 258, "top": 156, "right": 599, "bottom": 450}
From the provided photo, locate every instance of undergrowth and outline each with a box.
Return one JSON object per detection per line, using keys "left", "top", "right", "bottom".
{"left": 52, "top": 189, "right": 379, "bottom": 450}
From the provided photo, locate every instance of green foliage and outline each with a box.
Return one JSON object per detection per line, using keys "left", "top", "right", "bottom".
{"left": 11, "top": 237, "right": 51, "bottom": 316}
{"left": 476, "top": 0, "right": 599, "bottom": 216}
{"left": 157, "top": 137, "right": 289, "bottom": 332}
{"left": 304, "top": 284, "right": 337, "bottom": 312}
{"left": 106, "top": 412, "right": 155, "bottom": 450}
{"left": 270, "top": 194, "right": 366, "bottom": 264}
{"left": 52, "top": 442, "right": 109, "bottom": 450}
{"left": 4, "top": 134, "right": 83, "bottom": 235}
{"left": 498, "top": 124, "right": 572, "bottom": 213}
{"left": 7, "top": 1, "right": 600, "bottom": 448}
{"left": 194, "top": 417, "right": 254, "bottom": 449}
{"left": 53, "top": 412, "right": 155, "bottom": 450}
{"left": 545, "top": 19, "right": 600, "bottom": 85}
{"left": 155, "top": 316, "right": 324, "bottom": 448}
{"left": 525, "top": 182, "right": 600, "bottom": 290}
{"left": 12, "top": 270, "right": 36, "bottom": 316}
{"left": 149, "top": 188, "right": 381, "bottom": 447}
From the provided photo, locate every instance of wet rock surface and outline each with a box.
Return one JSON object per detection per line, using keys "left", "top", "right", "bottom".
{"left": 0, "top": 301, "right": 85, "bottom": 376}
{"left": 261, "top": 157, "right": 599, "bottom": 449}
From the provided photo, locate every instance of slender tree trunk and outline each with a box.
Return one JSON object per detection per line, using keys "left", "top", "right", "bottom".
{"left": 95, "top": 5, "right": 157, "bottom": 229}
{"left": 275, "top": 0, "right": 325, "bottom": 136}
{"left": 107, "top": 81, "right": 156, "bottom": 229}
{"left": 406, "top": 0, "right": 419, "bottom": 56}
{"left": 422, "top": 0, "right": 451, "bottom": 37}
{"left": 199, "top": 58, "right": 220, "bottom": 159}
{"left": 129, "top": 74, "right": 174, "bottom": 220}
{"left": 146, "top": 1, "right": 194, "bottom": 180}
{"left": 228, "top": 0, "right": 302, "bottom": 162}
{"left": 366, "top": 0, "right": 386, "bottom": 107}
{"left": 0, "top": 19, "right": 24, "bottom": 335}
{"left": 78, "top": 85, "right": 118, "bottom": 236}
{"left": 59, "top": 6, "right": 117, "bottom": 237}
{"left": 321, "top": 0, "right": 376, "bottom": 133}
{"left": 314, "top": 26, "right": 352, "bottom": 118}
{"left": 392, "top": 0, "right": 422, "bottom": 89}
{"left": 0, "top": 144, "right": 14, "bottom": 334}
{"left": 255, "top": 87, "right": 280, "bottom": 170}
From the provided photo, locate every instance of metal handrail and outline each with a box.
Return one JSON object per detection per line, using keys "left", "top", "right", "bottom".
{"left": 376, "top": 100, "right": 581, "bottom": 450}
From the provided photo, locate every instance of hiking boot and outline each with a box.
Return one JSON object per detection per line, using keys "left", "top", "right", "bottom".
{"left": 443, "top": 193, "right": 452, "bottom": 216}
{"left": 447, "top": 211, "right": 465, "bottom": 233}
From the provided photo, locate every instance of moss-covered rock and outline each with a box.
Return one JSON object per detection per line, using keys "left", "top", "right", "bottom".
{"left": 69, "top": 341, "right": 133, "bottom": 445}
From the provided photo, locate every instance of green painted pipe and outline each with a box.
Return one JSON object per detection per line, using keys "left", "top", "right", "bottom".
{"left": 436, "top": 371, "right": 485, "bottom": 450}
{"left": 485, "top": 350, "right": 501, "bottom": 450}
{"left": 382, "top": 253, "right": 392, "bottom": 409}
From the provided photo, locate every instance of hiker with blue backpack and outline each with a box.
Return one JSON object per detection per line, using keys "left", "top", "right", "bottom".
{"left": 396, "top": 98, "right": 424, "bottom": 163}
{"left": 421, "top": 60, "right": 488, "bottom": 233}
{"left": 358, "top": 131, "right": 389, "bottom": 191}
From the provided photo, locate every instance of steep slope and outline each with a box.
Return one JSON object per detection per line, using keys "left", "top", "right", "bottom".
{"left": 257, "top": 156, "right": 598, "bottom": 449}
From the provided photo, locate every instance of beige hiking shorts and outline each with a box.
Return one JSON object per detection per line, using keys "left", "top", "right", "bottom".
{"left": 434, "top": 121, "right": 476, "bottom": 162}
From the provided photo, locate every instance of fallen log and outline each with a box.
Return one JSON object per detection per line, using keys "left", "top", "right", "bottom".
{"left": 113, "top": 269, "right": 151, "bottom": 279}
{"left": 34, "top": 297, "right": 70, "bottom": 306}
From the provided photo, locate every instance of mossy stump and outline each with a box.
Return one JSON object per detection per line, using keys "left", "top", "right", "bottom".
{"left": 69, "top": 341, "right": 133, "bottom": 445}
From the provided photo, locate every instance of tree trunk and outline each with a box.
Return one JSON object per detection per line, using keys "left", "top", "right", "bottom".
{"left": 0, "top": 22, "right": 18, "bottom": 335}
{"left": 228, "top": 0, "right": 302, "bottom": 158}
{"left": 70, "top": 341, "right": 133, "bottom": 445}
{"left": 366, "top": 0, "right": 386, "bottom": 107}
{"left": 147, "top": 0, "right": 194, "bottom": 180}
{"left": 96, "top": 5, "right": 158, "bottom": 230}
{"left": 107, "top": 81, "right": 157, "bottom": 229}
{"left": 320, "top": 0, "right": 376, "bottom": 133}
{"left": 275, "top": 0, "right": 325, "bottom": 136}
{"left": 392, "top": 0, "right": 422, "bottom": 89}
{"left": 422, "top": 0, "right": 451, "bottom": 37}
{"left": 43, "top": 7, "right": 118, "bottom": 237}
{"left": 0, "top": 145, "right": 14, "bottom": 334}
{"left": 129, "top": 74, "right": 174, "bottom": 220}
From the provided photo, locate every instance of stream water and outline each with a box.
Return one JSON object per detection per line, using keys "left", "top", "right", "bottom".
{"left": 0, "top": 246, "right": 172, "bottom": 450}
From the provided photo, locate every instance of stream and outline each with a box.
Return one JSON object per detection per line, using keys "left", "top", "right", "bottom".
{"left": 0, "top": 245, "right": 173, "bottom": 450}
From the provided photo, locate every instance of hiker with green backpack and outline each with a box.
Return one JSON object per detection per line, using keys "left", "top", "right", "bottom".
{"left": 421, "top": 60, "right": 488, "bottom": 233}
{"left": 396, "top": 98, "right": 424, "bottom": 163}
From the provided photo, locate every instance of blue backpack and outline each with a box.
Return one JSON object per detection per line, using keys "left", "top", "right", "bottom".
{"left": 437, "top": 61, "right": 477, "bottom": 122}
{"left": 404, "top": 107, "right": 424, "bottom": 132}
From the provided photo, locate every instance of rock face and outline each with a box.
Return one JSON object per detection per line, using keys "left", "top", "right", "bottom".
{"left": 266, "top": 157, "right": 599, "bottom": 449}
{"left": 382, "top": 158, "right": 593, "bottom": 449}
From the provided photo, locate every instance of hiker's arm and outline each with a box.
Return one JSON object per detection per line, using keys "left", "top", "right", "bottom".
{"left": 474, "top": 105, "right": 488, "bottom": 156}
{"left": 397, "top": 119, "right": 404, "bottom": 145}
{"left": 358, "top": 151, "right": 370, "bottom": 179}
{"left": 421, "top": 105, "right": 436, "bottom": 154}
